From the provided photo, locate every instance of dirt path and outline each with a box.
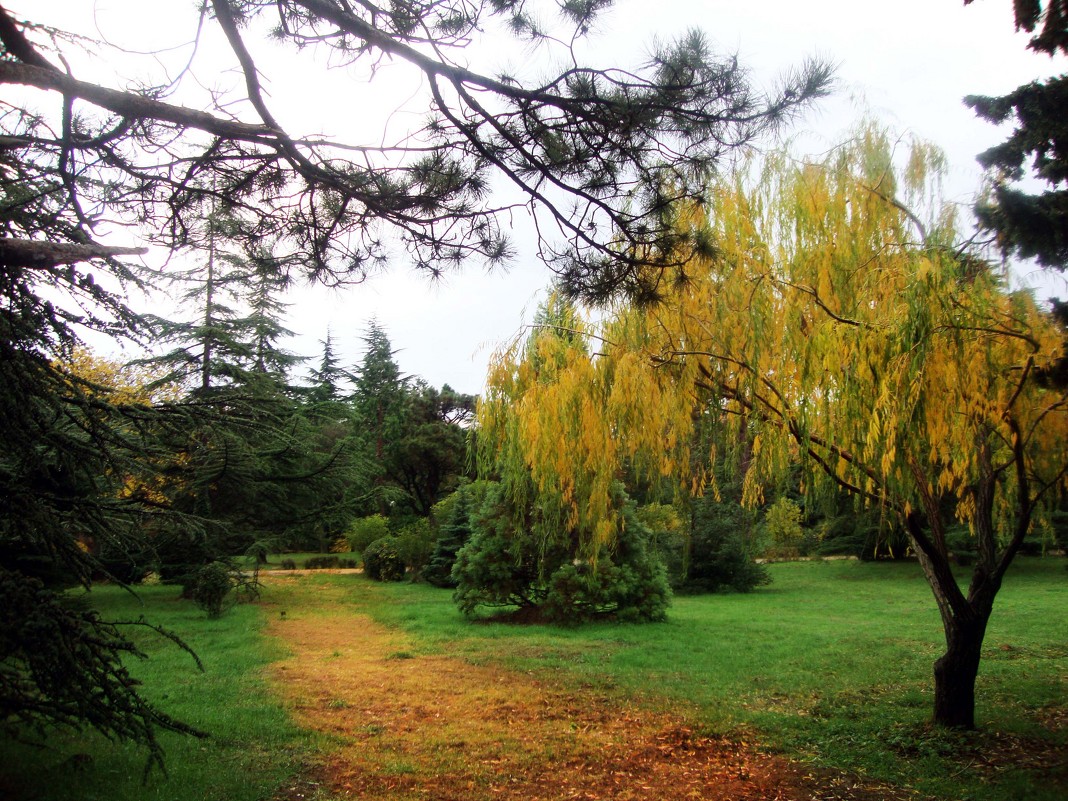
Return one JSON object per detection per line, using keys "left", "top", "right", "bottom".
{"left": 262, "top": 576, "right": 915, "bottom": 801}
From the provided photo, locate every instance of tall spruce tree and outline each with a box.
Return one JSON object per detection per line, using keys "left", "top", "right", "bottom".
{"left": 295, "top": 332, "right": 367, "bottom": 552}
{"left": 424, "top": 481, "right": 476, "bottom": 588}
{"left": 351, "top": 321, "right": 409, "bottom": 513}
{"left": 307, "top": 330, "right": 352, "bottom": 405}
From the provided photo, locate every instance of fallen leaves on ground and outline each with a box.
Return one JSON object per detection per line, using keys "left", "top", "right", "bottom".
{"left": 263, "top": 576, "right": 918, "bottom": 801}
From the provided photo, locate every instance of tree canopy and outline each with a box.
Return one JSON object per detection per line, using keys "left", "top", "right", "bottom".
{"left": 638, "top": 127, "right": 1067, "bottom": 728}
{"left": 486, "top": 122, "right": 1068, "bottom": 725}
{"left": 0, "top": 0, "right": 831, "bottom": 293}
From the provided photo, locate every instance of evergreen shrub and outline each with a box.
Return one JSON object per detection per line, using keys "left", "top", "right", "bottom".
{"left": 191, "top": 561, "right": 236, "bottom": 617}
{"left": 453, "top": 483, "right": 670, "bottom": 622}
{"left": 345, "top": 514, "right": 391, "bottom": 553}
{"left": 683, "top": 494, "right": 770, "bottom": 593}
{"left": 394, "top": 519, "right": 434, "bottom": 580}
{"left": 425, "top": 482, "right": 479, "bottom": 588}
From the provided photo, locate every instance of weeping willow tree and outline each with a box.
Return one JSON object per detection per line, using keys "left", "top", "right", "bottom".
{"left": 484, "top": 122, "right": 1068, "bottom": 724}
{"left": 618, "top": 125, "right": 1067, "bottom": 728}
{"left": 464, "top": 295, "right": 678, "bottom": 621}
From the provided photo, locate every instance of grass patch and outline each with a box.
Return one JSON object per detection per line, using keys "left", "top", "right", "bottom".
{"left": 0, "top": 584, "right": 313, "bottom": 801}
{"left": 340, "top": 557, "right": 1067, "bottom": 801}
{"left": 242, "top": 551, "right": 361, "bottom": 570}
{"left": 4, "top": 558, "right": 1061, "bottom": 800}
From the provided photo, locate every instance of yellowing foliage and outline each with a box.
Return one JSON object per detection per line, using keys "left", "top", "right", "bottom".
{"left": 651, "top": 127, "right": 1068, "bottom": 546}
{"left": 58, "top": 347, "right": 183, "bottom": 506}
{"left": 60, "top": 347, "right": 181, "bottom": 406}
{"left": 477, "top": 294, "right": 695, "bottom": 561}
{"left": 479, "top": 123, "right": 1068, "bottom": 567}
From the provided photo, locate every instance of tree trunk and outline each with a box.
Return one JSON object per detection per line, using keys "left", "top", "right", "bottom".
{"left": 932, "top": 614, "right": 988, "bottom": 728}
{"left": 904, "top": 511, "right": 994, "bottom": 730}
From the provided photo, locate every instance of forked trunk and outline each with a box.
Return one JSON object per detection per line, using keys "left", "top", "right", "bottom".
{"left": 905, "top": 511, "right": 996, "bottom": 730}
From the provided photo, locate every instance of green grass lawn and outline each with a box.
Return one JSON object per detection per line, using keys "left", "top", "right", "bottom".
{"left": 1, "top": 557, "right": 1063, "bottom": 801}
{"left": 346, "top": 557, "right": 1068, "bottom": 801}
{"left": 0, "top": 584, "right": 314, "bottom": 801}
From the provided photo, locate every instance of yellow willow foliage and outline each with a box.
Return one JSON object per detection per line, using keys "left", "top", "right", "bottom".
{"left": 640, "top": 125, "right": 1068, "bottom": 534}
{"left": 480, "top": 124, "right": 1068, "bottom": 553}
{"left": 477, "top": 294, "right": 695, "bottom": 561}
{"left": 60, "top": 347, "right": 182, "bottom": 405}
{"left": 58, "top": 347, "right": 183, "bottom": 505}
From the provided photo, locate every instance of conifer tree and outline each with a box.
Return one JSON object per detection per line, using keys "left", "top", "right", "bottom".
{"left": 382, "top": 380, "right": 475, "bottom": 516}
{"left": 307, "top": 330, "right": 352, "bottom": 405}
{"left": 351, "top": 321, "right": 409, "bottom": 513}
{"left": 425, "top": 482, "right": 475, "bottom": 588}
{"left": 964, "top": 0, "right": 1068, "bottom": 269}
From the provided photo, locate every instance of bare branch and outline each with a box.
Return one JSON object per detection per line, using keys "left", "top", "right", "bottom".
{"left": 0, "top": 238, "right": 147, "bottom": 267}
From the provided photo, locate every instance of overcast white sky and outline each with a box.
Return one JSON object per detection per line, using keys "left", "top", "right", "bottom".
{"left": 14, "top": 1, "right": 1068, "bottom": 394}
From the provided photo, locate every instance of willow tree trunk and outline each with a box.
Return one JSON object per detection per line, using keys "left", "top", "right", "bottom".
{"left": 932, "top": 612, "right": 989, "bottom": 729}
{"left": 906, "top": 511, "right": 999, "bottom": 730}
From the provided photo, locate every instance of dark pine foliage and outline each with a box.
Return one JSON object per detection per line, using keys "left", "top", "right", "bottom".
{"left": 964, "top": 0, "right": 1068, "bottom": 270}
{"left": 683, "top": 493, "right": 771, "bottom": 594}
{"left": 424, "top": 482, "right": 476, "bottom": 588}
{"left": 0, "top": 571, "right": 206, "bottom": 775}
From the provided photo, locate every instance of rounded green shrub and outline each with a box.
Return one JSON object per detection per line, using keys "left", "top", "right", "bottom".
{"left": 453, "top": 482, "right": 671, "bottom": 622}
{"left": 191, "top": 561, "right": 235, "bottom": 617}
{"left": 393, "top": 518, "right": 434, "bottom": 580}
{"left": 345, "top": 514, "right": 391, "bottom": 553}
{"left": 680, "top": 493, "right": 770, "bottom": 593}
{"left": 362, "top": 537, "right": 406, "bottom": 582}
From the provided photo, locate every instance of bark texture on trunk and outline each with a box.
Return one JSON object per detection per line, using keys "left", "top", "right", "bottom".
{"left": 932, "top": 615, "right": 988, "bottom": 729}
{"left": 905, "top": 511, "right": 1000, "bottom": 730}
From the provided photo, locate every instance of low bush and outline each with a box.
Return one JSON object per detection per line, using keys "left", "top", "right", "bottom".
{"left": 303, "top": 556, "right": 340, "bottom": 570}
{"left": 345, "top": 514, "right": 391, "bottom": 553}
{"left": 394, "top": 519, "right": 434, "bottom": 581}
{"left": 362, "top": 538, "right": 406, "bottom": 582}
{"left": 191, "top": 561, "right": 236, "bottom": 617}
{"left": 453, "top": 483, "right": 671, "bottom": 622}
{"left": 684, "top": 494, "right": 770, "bottom": 593}
{"left": 279, "top": 558, "right": 297, "bottom": 570}
{"left": 760, "top": 497, "right": 805, "bottom": 560}
{"left": 541, "top": 557, "right": 671, "bottom": 624}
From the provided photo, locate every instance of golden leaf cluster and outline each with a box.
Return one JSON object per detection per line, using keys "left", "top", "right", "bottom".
{"left": 480, "top": 123, "right": 1068, "bottom": 554}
